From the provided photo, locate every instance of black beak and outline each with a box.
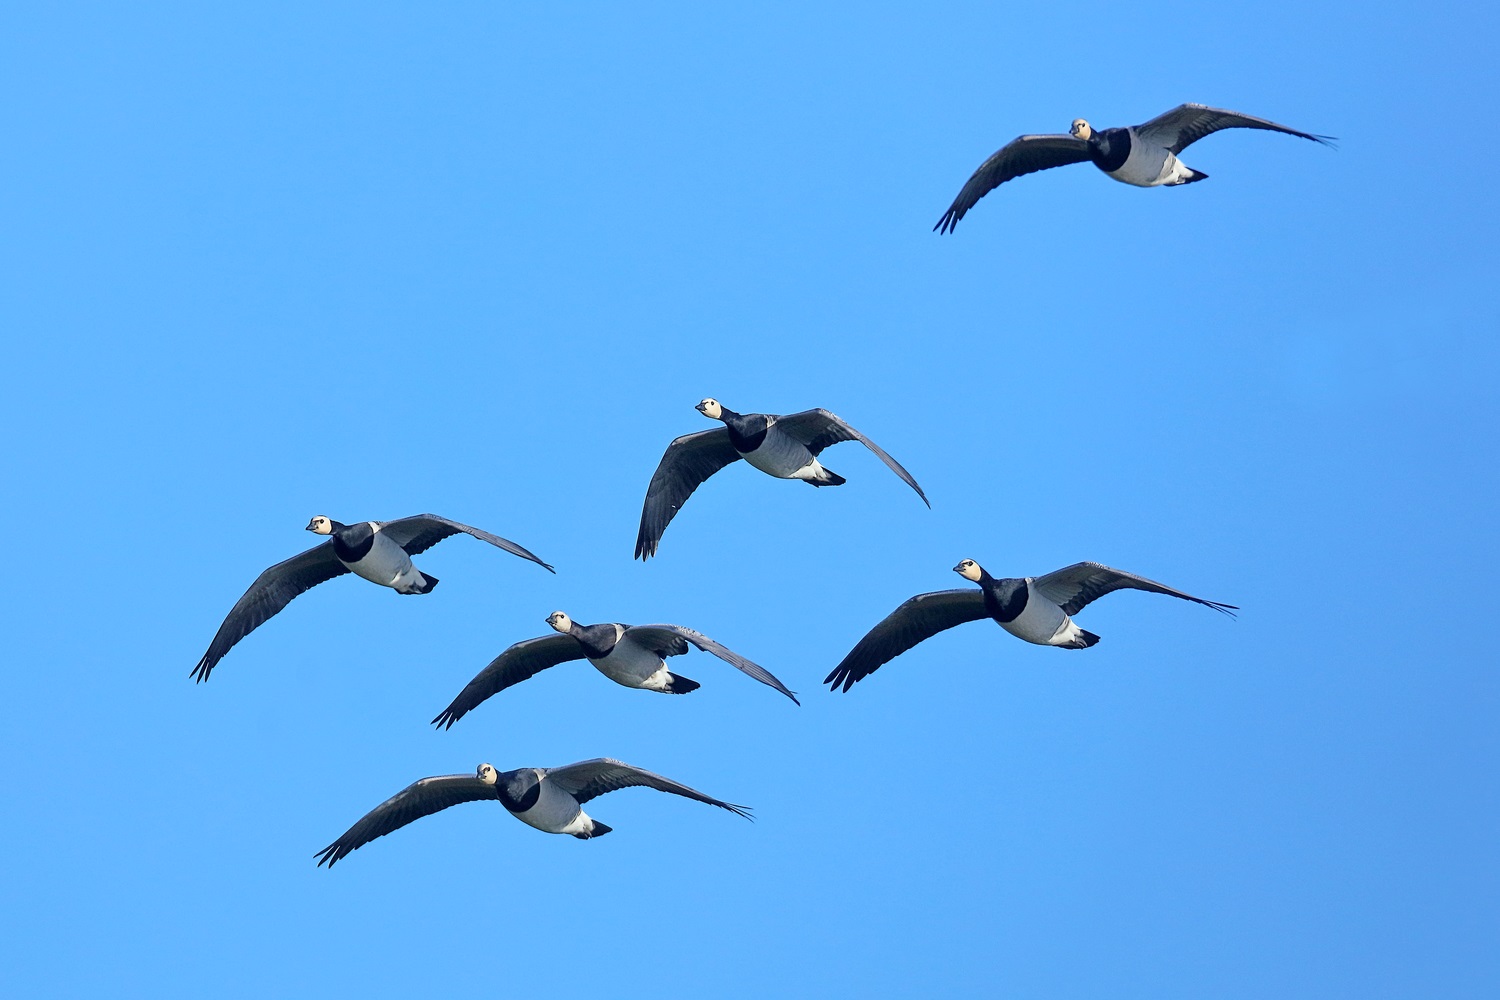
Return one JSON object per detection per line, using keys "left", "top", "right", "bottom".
{"left": 951, "top": 562, "right": 965, "bottom": 573}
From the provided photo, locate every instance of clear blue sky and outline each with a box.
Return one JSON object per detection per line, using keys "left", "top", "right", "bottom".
{"left": 3, "top": 3, "right": 1496, "bottom": 997}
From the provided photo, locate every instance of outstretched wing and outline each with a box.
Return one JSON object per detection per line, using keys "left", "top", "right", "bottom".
{"left": 1133, "top": 103, "right": 1336, "bottom": 155}
{"left": 544, "top": 758, "right": 752, "bottom": 819}
{"left": 634, "top": 429, "right": 743, "bottom": 560}
{"left": 191, "top": 543, "right": 350, "bottom": 682}
{"left": 824, "top": 589, "right": 989, "bottom": 692}
{"left": 627, "top": 624, "right": 799, "bottom": 704}
{"left": 772, "top": 409, "right": 929, "bottom": 507}
{"left": 376, "top": 514, "right": 554, "bottom": 572}
{"left": 934, "top": 134, "right": 1093, "bottom": 234}
{"left": 1031, "top": 562, "right": 1238, "bottom": 617}
{"left": 431, "top": 634, "right": 587, "bottom": 730}
{"left": 314, "top": 774, "right": 496, "bottom": 867}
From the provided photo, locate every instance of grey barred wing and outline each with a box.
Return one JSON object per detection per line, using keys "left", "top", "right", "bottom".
{"left": 1031, "top": 562, "right": 1237, "bottom": 617}
{"left": 377, "top": 514, "right": 554, "bottom": 572}
{"left": 544, "top": 759, "right": 752, "bottom": 819}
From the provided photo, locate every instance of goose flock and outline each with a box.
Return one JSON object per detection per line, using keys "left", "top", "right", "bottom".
{"left": 193, "top": 103, "right": 1330, "bottom": 866}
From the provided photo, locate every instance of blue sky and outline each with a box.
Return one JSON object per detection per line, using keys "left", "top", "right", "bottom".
{"left": 3, "top": 3, "right": 1497, "bottom": 997}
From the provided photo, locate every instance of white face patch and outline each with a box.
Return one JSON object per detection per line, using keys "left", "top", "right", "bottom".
{"left": 1070, "top": 118, "right": 1092, "bottom": 141}
{"left": 546, "top": 611, "right": 572, "bottom": 633}
{"left": 307, "top": 516, "right": 333, "bottom": 535}
{"left": 696, "top": 398, "right": 724, "bottom": 420}
{"left": 477, "top": 763, "right": 497, "bottom": 785}
{"left": 954, "top": 559, "right": 983, "bottom": 583}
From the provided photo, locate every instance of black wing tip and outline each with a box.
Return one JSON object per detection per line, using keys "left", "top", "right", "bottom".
{"left": 313, "top": 844, "right": 343, "bottom": 868}
{"left": 431, "top": 710, "right": 460, "bottom": 730}
{"left": 934, "top": 209, "right": 961, "bottom": 234}
{"left": 1207, "top": 600, "right": 1240, "bottom": 618}
{"left": 190, "top": 657, "right": 215, "bottom": 683}
{"left": 823, "top": 664, "right": 862, "bottom": 692}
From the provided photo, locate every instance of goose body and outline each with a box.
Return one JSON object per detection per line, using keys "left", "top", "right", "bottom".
{"left": 825, "top": 559, "right": 1237, "bottom": 691}
{"left": 314, "top": 759, "right": 751, "bottom": 865}
{"left": 634, "top": 398, "right": 929, "bottom": 559}
{"left": 501, "top": 770, "right": 596, "bottom": 836}
{"left": 574, "top": 622, "right": 677, "bottom": 690}
{"left": 192, "top": 514, "right": 553, "bottom": 682}
{"left": 934, "top": 102, "right": 1334, "bottom": 233}
{"left": 328, "top": 521, "right": 430, "bottom": 592}
{"left": 982, "top": 575, "right": 1083, "bottom": 646}
{"left": 432, "top": 612, "right": 797, "bottom": 729}
{"left": 1095, "top": 127, "right": 1201, "bottom": 187}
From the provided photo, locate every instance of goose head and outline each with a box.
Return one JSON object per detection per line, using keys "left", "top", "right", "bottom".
{"left": 953, "top": 558, "right": 985, "bottom": 583}
{"left": 545, "top": 611, "right": 574, "bottom": 633}
{"left": 1069, "top": 118, "right": 1094, "bottom": 142}
{"left": 476, "top": 763, "right": 498, "bottom": 785}
{"left": 306, "top": 516, "right": 336, "bottom": 535}
{"left": 696, "top": 398, "right": 725, "bottom": 421}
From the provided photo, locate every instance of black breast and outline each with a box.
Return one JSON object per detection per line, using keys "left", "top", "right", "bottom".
{"left": 573, "top": 623, "right": 620, "bottom": 660}
{"left": 331, "top": 522, "right": 375, "bottom": 563}
{"left": 497, "top": 778, "right": 541, "bottom": 814}
{"left": 1091, "top": 128, "right": 1132, "bottom": 174}
{"left": 983, "top": 578, "right": 1029, "bottom": 623}
{"left": 725, "top": 413, "right": 771, "bottom": 454}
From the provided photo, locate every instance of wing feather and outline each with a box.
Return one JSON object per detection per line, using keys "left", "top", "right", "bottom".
{"left": 824, "top": 589, "right": 990, "bottom": 692}
{"left": 544, "top": 759, "right": 751, "bottom": 819}
{"left": 314, "top": 774, "right": 496, "bottom": 867}
{"left": 431, "top": 634, "right": 587, "bottom": 729}
{"left": 934, "top": 134, "right": 1092, "bottom": 234}
{"left": 191, "top": 543, "right": 349, "bottom": 682}
{"left": 377, "top": 514, "right": 554, "bottom": 572}
{"left": 1031, "top": 562, "right": 1238, "bottom": 617}
{"left": 772, "top": 409, "right": 929, "bottom": 507}
{"left": 627, "top": 624, "right": 799, "bottom": 704}
{"left": 1133, "top": 103, "right": 1336, "bottom": 155}
{"left": 634, "top": 429, "right": 743, "bottom": 560}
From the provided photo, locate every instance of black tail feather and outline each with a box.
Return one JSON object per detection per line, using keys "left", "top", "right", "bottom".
{"left": 805, "top": 469, "right": 846, "bottom": 487}
{"left": 576, "top": 820, "right": 612, "bottom": 840}
{"left": 665, "top": 672, "right": 701, "bottom": 694}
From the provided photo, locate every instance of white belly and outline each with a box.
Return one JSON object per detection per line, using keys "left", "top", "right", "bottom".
{"left": 742, "top": 425, "right": 818, "bottom": 479}
{"left": 513, "top": 781, "right": 587, "bottom": 835}
{"left": 344, "top": 529, "right": 423, "bottom": 591}
{"left": 1000, "top": 584, "right": 1072, "bottom": 645}
{"left": 1107, "top": 134, "right": 1188, "bottom": 187}
{"left": 588, "top": 630, "right": 668, "bottom": 688}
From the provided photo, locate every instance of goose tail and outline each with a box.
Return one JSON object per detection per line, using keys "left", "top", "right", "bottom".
{"left": 664, "top": 672, "right": 701, "bottom": 694}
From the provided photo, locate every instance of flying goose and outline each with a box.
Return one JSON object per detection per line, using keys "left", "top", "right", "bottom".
{"left": 934, "top": 103, "right": 1334, "bottom": 233}
{"left": 635, "top": 399, "right": 929, "bottom": 559}
{"left": 433, "top": 611, "right": 797, "bottom": 727}
{"left": 314, "top": 758, "right": 751, "bottom": 865}
{"left": 825, "top": 559, "right": 1236, "bottom": 691}
{"left": 192, "top": 514, "right": 553, "bottom": 682}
